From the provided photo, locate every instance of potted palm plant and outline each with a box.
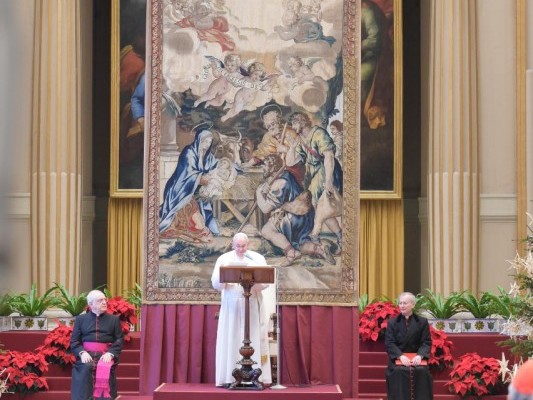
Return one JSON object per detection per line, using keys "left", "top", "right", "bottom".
{"left": 52, "top": 283, "right": 87, "bottom": 326}
{"left": 124, "top": 283, "right": 142, "bottom": 331}
{"left": 0, "top": 294, "right": 13, "bottom": 331}
{"left": 417, "top": 290, "right": 462, "bottom": 333}
{"left": 488, "top": 286, "right": 522, "bottom": 319}
{"left": 457, "top": 290, "right": 501, "bottom": 333}
{"left": 10, "top": 284, "right": 58, "bottom": 330}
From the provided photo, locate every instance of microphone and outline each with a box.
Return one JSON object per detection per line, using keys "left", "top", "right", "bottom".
{"left": 244, "top": 252, "right": 255, "bottom": 262}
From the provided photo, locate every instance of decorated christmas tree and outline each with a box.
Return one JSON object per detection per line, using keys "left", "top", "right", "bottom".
{"left": 500, "top": 213, "right": 533, "bottom": 358}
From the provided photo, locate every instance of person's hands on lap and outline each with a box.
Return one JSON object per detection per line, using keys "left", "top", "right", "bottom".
{"left": 100, "top": 352, "right": 114, "bottom": 363}
{"left": 399, "top": 354, "right": 422, "bottom": 367}
{"left": 399, "top": 355, "right": 411, "bottom": 367}
{"left": 411, "top": 355, "right": 422, "bottom": 366}
{"left": 80, "top": 352, "right": 92, "bottom": 364}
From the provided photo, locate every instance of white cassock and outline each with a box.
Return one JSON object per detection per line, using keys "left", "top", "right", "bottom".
{"left": 211, "top": 250, "right": 274, "bottom": 386}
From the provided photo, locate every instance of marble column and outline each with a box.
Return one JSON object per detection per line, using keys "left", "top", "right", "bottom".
{"left": 427, "top": 0, "right": 479, "bottom": 294}
{"left": 31, "top": 0, "right": 82, "bottom": 293}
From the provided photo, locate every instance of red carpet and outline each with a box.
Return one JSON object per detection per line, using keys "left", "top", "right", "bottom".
{"left": 154, "top": 383, "right": 343, "bottom": 400}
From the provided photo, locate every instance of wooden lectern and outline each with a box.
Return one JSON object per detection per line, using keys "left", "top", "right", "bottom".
{"left": 219, "top": 266, "right": 275, "bottom": 390}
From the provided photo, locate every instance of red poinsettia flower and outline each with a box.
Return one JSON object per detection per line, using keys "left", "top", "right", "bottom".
{"left": 446, "top": 352, "right": 504, "bottom": 397}
{"left": 358, "top": 301, "right": 400, "bottom": 342}
{"left": 0, "top": 350, "right": 49, "bottom": 394}
{"left": 106, "top": 296, "right": 138, "bottom": 342}
{"left": 36, "top": 323, "right": 76, "bottom": 366}
{"left": 84, "top": 296, "right": 138, "bottom": 342}
{"left": 428, "top": 325, "right": 454, "bottom": 369}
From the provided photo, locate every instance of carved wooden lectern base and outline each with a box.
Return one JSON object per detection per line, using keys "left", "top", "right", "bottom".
{"left": 219, "top": 266, "right": 274, "bottom": 391}
{"left": 230, "top": 357, "right": 263, "bottom": 390}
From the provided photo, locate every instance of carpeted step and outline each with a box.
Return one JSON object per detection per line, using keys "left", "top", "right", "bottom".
{"left": 121, "top": 349, "right": 141, "bottom": 363}
{"left": 7, "top": 390, "right": 145, "bottom": 400}
{"left": 358, "top": 365, "right": 386, "bottom": 380}
{"left": 46, "top": 376, "right": 139, "bottom": 391}
{"left": 357, "top": 377, "right": 475, "bottom": 396}
{"left": 358, "top": 352, "right": 388, "bottom": 365}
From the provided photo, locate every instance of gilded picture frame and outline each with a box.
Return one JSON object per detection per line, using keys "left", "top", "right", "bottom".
{"left": 110, "top": 0, "right": 147, "bottom": 198}
{"left": 360, "top": 0, "right": 402, "bottom": 199}
{"left": 144, "top": 0, "right": 360, "bottom": 305}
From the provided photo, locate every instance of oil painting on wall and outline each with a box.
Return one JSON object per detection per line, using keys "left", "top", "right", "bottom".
{"left": 360, "top": 0, "right": 402, "bottom": 198}
{"left": 144, "top": 0, "right": 360, "bottom": 304}
{"left": 110, "top": 0, "right": 147, "bottom": 197}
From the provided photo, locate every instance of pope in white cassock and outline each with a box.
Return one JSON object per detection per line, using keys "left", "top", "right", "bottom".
{"left": 211, "top": 232, "right": 274, "bottom": 387}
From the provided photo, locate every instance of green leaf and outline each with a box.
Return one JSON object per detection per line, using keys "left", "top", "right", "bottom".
{"left": 417, "top": 289, "right": 461, "bottom": 319}
{"left": 11, "top": 284, "right": 59, "bottom": 317}
{"left": 52, "top": 283, "right": 88, "bottom": 316}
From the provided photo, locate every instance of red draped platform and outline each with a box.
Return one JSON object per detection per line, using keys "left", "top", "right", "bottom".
{"left": 139, "top": 305, "right": 359, "bottom": 399}
{"left": 153, "top": 383, "right": 343, "bottom": 400}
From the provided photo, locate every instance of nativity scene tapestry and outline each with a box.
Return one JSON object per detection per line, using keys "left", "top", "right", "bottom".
{"left": 144, "top": 0, "right": 360, "bottom": 305}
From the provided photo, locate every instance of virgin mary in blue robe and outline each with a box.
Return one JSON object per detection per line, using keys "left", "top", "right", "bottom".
{"left": 159, "top": 127, "right": 219, "bottom": 240}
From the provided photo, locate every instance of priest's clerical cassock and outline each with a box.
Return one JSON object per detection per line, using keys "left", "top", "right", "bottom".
{"left": 385, "top": 292, "right": 433, "bottom": 400}
{"left": 70, "top": 290, "right": 124, "bottom": 400}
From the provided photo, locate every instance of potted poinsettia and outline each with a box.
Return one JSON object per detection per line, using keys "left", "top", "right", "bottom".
{"left": 446, "top": 352, "right": 506, "bottom": 397}
{"left": 0, "top": 350, "right": 49, "bottom": 394}
{"left": 35, "top": 323, "right": 75, "bottom": 367}
{"left": 359, "top": 301, "right": 400, "bottom": 342}
{"left": 428, "top": 325, "right": 454, "bottom": 371}
{"left": 106, "top": 296, "right": 138, "bottom": 342}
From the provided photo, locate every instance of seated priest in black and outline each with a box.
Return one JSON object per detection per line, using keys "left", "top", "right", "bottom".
{"left": 70, "top": 290, "right": 124, "bottom": 400}
{"left": 385, "top": 291, "right": 433, "bottom": 400}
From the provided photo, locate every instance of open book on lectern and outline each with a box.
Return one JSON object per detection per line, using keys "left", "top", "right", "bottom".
{"left": 219, "top": 266, "right": 275, "bottom": 284}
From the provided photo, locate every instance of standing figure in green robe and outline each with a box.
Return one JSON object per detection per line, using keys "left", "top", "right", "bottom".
{"left": 286, "top": 112, "right": 343, "bottom": 253}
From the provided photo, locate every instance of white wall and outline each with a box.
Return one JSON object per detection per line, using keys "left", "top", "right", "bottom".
{"left": 0, "top": 0, "right": 35, "bottom": 293}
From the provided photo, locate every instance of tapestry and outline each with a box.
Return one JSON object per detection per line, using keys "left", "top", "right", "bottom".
{"left": 144, "top": 0, "right": 360, "bottom": 305}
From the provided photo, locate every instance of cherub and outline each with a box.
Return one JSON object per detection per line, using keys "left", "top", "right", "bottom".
{"left": 274, "top": 1, "right": 335, "bottom": 45}
{"left": 220, "top": 62, "right": 279, "bottom": 122}
{"left": 287, "top": 55, "right": 318, "bottom": 86}
{"left": 284, "top": 0, "right": 303, "bottom": 15}
{"left": 194, "top": 54, "right": 243, "bottom": 108}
